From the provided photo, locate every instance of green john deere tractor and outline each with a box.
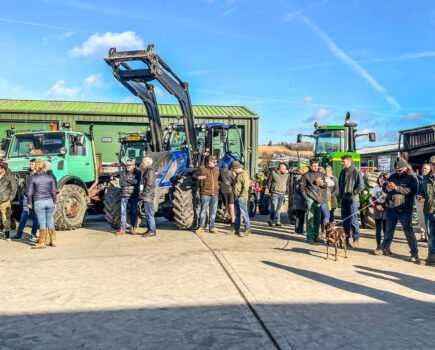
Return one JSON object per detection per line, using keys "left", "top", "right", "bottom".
{"left": 292, "top": 112, "right": 377, "bottom": 227}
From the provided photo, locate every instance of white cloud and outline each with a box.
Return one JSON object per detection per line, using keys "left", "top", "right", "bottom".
{"left": 47, "top": 80, "right": 80, "bottom": 98}
{"left": 154, "top": 86, "right": 164, "bottom": 97}
{"left": 285, "top": 11, "right": 301, "bottom": 23}
{"left": 57, "top": 31, "right": 74, "bottom": 41}
{"left": 69, "top": 31, "right": 143, "bottom": 58}
{"left": 185, "top": 70, "right": 214, "bottom": 76}
{"left": 297, "top": 14, "right": 401, "bottom": 111}
{"left": 84, "top": 74, "right": 102, "bottom": 88}
{"left": 402, "top": 112, "right": 431, "bottom": 121}
{"left": 304, "top": 107, "right": 332, "bottom": 122}
{"left": 223, "top": 8, "right": 235, "bottom": 16}
{"left": 300, "top": 96, "right": 314, "bottom": 104}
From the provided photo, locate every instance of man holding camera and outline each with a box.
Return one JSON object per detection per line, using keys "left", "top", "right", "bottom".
{"left": 374, "top": 157, "right": 419, "bottom": 263}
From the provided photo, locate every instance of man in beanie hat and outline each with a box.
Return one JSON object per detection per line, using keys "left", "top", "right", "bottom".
{"left": 374, "top": 157, "right": 420, "bottom": 263}
{"left": 231, "top": 161, "right": 251, "bottom": 237}
{"left": 194, "top": 155, "right": 220, "bottom": 234}
{"left": 0, "top": 162, "right": 17, "bottom": 240}
{"left": 117, "top": 159, "right": 141, "bottom": 236}
{"left": 416, "top": 155, "right": 435, "bottom": 265}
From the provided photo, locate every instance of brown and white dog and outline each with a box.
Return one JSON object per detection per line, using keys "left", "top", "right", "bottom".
{"left": 324, "top": 221, "right": 348, "bottom": 261}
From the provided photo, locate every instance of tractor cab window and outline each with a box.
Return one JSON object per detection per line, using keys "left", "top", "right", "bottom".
{"left": 169, "top": 130, "right": 187, "bottom": 151}
{"left": 212, "top": 129, "right": 226, "bottom": 159}
{"left": 69, "top": 134, "right": 87, "bottom": 156}
{"left": 228, "top": 127, "right": 244, "bottom": 158}
{"left": 120, "top": 141, "right": 148, "bottom": 165}
{"left": 9, "top": 132, "right": 65, "bottom": 158}
{"left": 315, "top": 130, "right": 343, "bottom": 154}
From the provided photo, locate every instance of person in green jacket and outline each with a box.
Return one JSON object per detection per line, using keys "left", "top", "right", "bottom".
{"left": 300, "top": 158, "right": 326, "bottom": 243}
{"left": 267, "top": 163, "right": 290, "bottom": 227}
{"left": 416, "top": 155, "right": 435, "bottom": 265}
{"left": 231, "top": 161, "right": 251, "bottom": 237}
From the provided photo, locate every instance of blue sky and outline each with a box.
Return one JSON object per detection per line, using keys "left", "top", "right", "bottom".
{"left": 0, "top": 0, "right": 434, "bottom": 146}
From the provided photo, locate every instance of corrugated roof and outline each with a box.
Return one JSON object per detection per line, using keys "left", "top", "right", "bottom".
{"left": 0, "top": 99, "right": 258, "bottom": 118}
{"left": 399, "top": 124, "right": 435, "bottom": 134}
{"left": 357, "top": 144, "right": 397, "bottom": 155}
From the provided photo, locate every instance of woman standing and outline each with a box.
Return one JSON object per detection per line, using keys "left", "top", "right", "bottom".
{"left": 324, "top": 165, "right": 339, "bottom": 222}
{"left": 371, "top": 173, "right": 388, "bottom": 249}
{"left": 28, "top": 158, "right": 57, "bottom": 249}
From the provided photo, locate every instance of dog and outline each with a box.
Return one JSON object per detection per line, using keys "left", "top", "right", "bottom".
{"left": 324, "top": 221, "right": 348, "bottom": 261}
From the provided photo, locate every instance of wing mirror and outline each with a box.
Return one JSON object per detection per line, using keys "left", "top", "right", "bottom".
{"left": 369, "top": 132, "right": 376, "bottom": 142}
{"left": 297, "top": 134, "right": 302, "bottom": 143}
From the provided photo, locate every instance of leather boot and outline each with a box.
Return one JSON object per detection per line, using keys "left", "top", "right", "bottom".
{"left": 48, "top": 228, "right": 56, "bottom": 247}
{"left": 31, "top": 229, "right": 47, "bottom": 249}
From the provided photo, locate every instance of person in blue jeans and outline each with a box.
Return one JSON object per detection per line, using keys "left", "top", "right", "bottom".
{"left": 417, "top": 156, "right": 435, "bottom": 265}
{"left": 28, "top": 159, "right": 57, "bottom": 249}
{"left": 194, "top": 156, "right": 220, "bottom": 234}
{"left": 267, "top": 163, "right": 289, "bottom": 227}
{"left": 338, "top": 154, "right": 364, "bottom": 248}
{"left": 232, "top": 161, "right": 251, "bottom": 237}
{"left": 374, "top": 157, "right": 419, "bottom": 263}
{"left": 12, "top": 159, "right": 38, "bottom": 240}
{"left": 116, "top": 159, "right": 141, "bottom": 236}
{"left": 140, "top": 157, "right": 157, "bottom": 237}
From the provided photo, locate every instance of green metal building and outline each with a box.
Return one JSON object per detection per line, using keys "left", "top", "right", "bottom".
{"left": 0, "top": 99, "right": 259, "bottom": 175}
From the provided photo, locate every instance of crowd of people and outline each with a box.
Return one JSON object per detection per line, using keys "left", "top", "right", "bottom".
{"left": 1, "top": 152, "right": 434, "bottom": 266}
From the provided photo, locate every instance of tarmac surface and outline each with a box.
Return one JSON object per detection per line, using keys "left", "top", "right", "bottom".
{"left": 0, "top": 210, "right": 434, "bottom": 350}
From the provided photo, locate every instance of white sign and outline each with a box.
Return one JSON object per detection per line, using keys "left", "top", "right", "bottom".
{"left": 378, "top": 156, "right": 390, "bottom": 172}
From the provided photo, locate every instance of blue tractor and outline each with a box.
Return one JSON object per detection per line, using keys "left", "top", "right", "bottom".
{"left": 103, "top": 45, "right": 251, "bottom": 229}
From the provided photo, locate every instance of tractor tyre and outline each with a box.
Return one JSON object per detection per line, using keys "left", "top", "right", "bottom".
{"left": 104, "top": 178, "right": 122, "bottom": 230}
{"left": 259, "top": 194, "right": 272, "bottom": 215}
{"left": 216, "top": 208, "right": 232, "bottom": 223}
{"left": 173, "top": 176, "right": 199, "bottom": 230}
{"left": 53, "top": 184, "right": 88, "bottom": 230}
{"left": 248, "top": 194, "right": 257, "bottom": 217}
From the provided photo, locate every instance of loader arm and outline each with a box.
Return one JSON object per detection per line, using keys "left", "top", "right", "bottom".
{"left": 105, "top": 45, "right": 198, "bottom": 166}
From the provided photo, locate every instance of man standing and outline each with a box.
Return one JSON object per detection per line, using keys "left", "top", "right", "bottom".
{"left": 374, "top": 157, "right": 419, "bottom": 263}
{"left": 0, "top": 162, "right": 17, "bottom": 240}
{"left": 140, "top": 157, "right": 157, "bottom": 237}
{"left": 338, "top": 154, "right": 364, "bottom": 248}
{"left": 416, "top": 163, "right": 430, "bottom": 242}
{"left": 267, "top": 163, "right": 289, "bottom": 227}
{"left": 232, "top": 161, "right": 251, "bottom": 237}
{"left": 300, "top": 158, "right": 326, "bottom": 243}
{"left": 417, "top": 155, "right": 435, "bottom": 265}
{"left": 116, "top": 159, "right": 141, "bottom": 236}
{"left": 219, "top": 163, "right": 235, "bottom": 227}
{"left": 194, "top": 155, "right": 220, "bottom": 234}
{"left": 12, "top": 159, "right": 38, "bottom": 240}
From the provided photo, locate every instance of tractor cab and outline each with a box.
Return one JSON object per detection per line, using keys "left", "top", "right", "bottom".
{"left": 118, "top": 131, "right": 151, "bottom": 166}
{"left": 164, "top": 122, "right": 244, "bottom": 168}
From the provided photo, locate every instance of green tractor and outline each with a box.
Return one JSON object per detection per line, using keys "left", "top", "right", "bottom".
{"left": 0, "top": 125, "right": 115, "bottom": 230}
{"left": 293, "top": 112, "right": 377, "bottom": 227}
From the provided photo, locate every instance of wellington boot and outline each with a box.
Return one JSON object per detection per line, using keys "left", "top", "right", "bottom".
{"left": 31, "top": 229, "right": 47, "bottom": 249}
{"left": 48, "top": 228, "right": 56, "bottom": 247}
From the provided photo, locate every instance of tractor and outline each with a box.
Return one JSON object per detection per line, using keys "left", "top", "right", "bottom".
{"left": 292, "top": 112, "right": 377, "bottom": 227}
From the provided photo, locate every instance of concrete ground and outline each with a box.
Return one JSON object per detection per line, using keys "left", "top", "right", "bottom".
{"left": 0, "top": 209, "right": 434, "bottom": 350}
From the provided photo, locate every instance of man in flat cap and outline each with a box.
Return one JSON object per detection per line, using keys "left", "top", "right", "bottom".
{"left": 374, "top": 157, "right": 420, "bottom": 263}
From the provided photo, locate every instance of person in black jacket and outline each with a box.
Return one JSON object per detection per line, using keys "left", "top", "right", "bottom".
{"left": 300, "top": 158, "right": 326, "bottom": 243}
{"left": 338, "top": 154, "right": 364, "bottom": 248}
{"left": 374, "top": 157, "right": 420, "bottom": 263}
{"left": 140, "top": 157, "right": 157, "bottom": 237}
{"left": 0, "top": 162, "right": 18, "bottom": 240}
{"left": 219, "top": 163, "right": 235, "bottom": 227}
{"left": 12, "top": 159, "right": 39, "bottom": 240}
{"left": 117, "top": 159, "right": 142, "bottom": 236}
